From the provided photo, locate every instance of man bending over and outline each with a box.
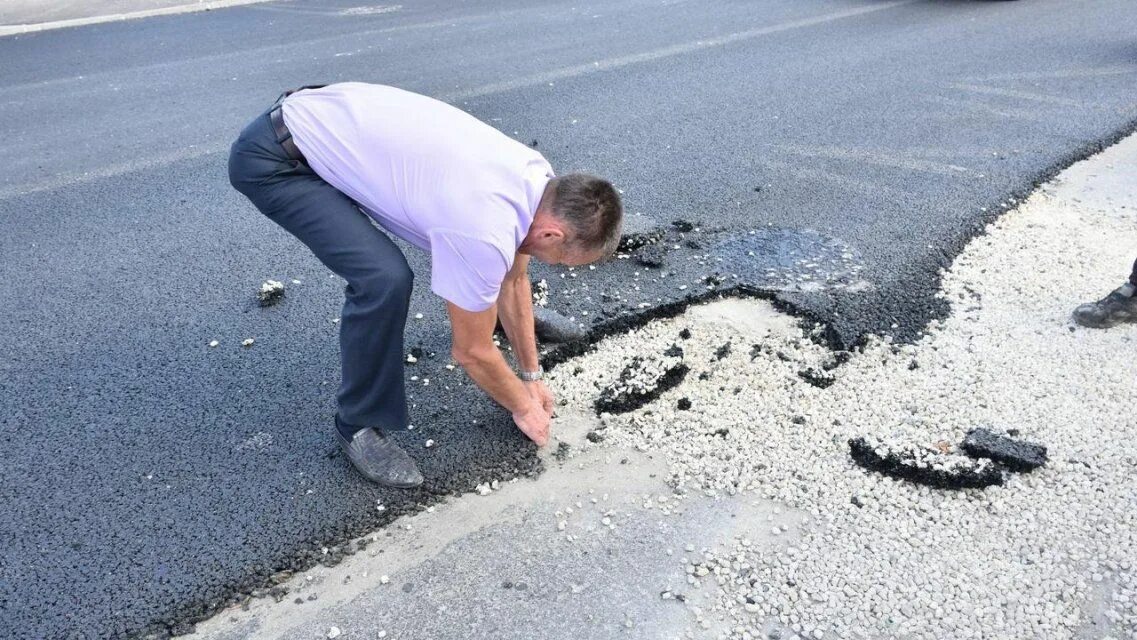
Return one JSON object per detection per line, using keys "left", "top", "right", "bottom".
{"left": 228, "top": 83, "right": 623, "bottom": 488}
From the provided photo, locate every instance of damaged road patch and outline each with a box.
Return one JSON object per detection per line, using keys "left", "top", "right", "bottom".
{"left": 710, "top": 228, "right": 867, "bottom": 292}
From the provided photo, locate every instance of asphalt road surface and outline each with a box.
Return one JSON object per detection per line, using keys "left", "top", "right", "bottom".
{"left": 2, "top": 0, "right": 1135, "bottom": 637}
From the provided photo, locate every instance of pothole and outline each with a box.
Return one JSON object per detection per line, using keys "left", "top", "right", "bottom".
{"left": 710, "top": 227, "right": 868, "bottom": 292}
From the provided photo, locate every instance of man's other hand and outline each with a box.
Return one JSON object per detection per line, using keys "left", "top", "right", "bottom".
{"left": 512, "top": 401, "right": 550, "bottom": 447}
{"left": 525, "top": 380, "right": 554, "bottom": 417}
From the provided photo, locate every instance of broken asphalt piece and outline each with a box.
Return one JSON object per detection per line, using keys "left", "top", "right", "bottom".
{"left": 663, "top": 344, "right": 684, "bottom": 358}
{"left": 677, "top": 398, "right": 692, "bottom": 410}
{"left": 671, "top": 219, "right": 695, "bottom": 233}
{"left": 534, "top": 306, "right": 587, "bottom": 343}
{"left": 713, "top": 342, "right": 732, "bottom": 361}
{"left": 553, "top": 442, "right": 571, "bottom": 461}
{"left": 258, "top": 280, "right": 285, "bottom": 307}
{"left": 595, "top": 357, "right": 690, "bottom": 415}
{"left": 848, "top": 437, "right": 1004, "bottom": 490}
{"left": 586, "top": 431, "right": 605, "bottom": 443}
{"left": 635, "top": 243, "right": 668, "bottom": 268}
{"left": 797, "top": 368, "right": 835, "bottom": 389}
{"left": 961, "top": 428, "right": 1048, "bottom": 472}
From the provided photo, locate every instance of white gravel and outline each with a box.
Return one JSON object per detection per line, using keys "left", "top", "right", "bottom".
{"left": 549, "top": 150, "right": 1137, "bottom": 639}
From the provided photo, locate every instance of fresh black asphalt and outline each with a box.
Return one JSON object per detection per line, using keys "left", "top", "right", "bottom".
{"left": 1, "top": 0, "right": 1135, "bottom": 636}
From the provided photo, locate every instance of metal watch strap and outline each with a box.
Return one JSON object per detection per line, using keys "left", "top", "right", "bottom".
{"left": 519, "top": 367, "right": 544, "bottom": 382}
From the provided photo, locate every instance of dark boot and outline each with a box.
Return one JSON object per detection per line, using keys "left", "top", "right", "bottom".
{"left": 1072, "top": 283, "right": 1137, "bottom": 329}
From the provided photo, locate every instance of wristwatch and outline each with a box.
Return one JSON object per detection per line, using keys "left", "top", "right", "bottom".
{"left": 519, "top": 366, "right": 544, "bottom": 382}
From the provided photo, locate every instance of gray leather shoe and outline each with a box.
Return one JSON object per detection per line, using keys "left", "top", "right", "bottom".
{"left": 334, "top": 417, "right": 423, "bottom": 488}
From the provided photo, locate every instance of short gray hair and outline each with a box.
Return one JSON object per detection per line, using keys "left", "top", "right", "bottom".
{"left": 550, "top": 173, "right": 623, "bottom": 258}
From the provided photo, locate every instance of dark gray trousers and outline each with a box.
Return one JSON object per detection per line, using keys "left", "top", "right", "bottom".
{"left": 228, "top": 106, "right": 411, "bottom": 432}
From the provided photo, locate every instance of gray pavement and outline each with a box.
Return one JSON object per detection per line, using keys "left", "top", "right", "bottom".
{"left": 1, "top": 0, "right": 1136, "bottom": 637}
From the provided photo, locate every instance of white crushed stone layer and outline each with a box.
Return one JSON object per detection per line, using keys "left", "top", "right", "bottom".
{"left": 550, "top": 159, "right": 1137, "bottom": 639}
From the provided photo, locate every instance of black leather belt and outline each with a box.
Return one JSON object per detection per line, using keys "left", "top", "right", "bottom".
{"left": 269, "top": 105, "right": 306, "bottom": 164}
{"left": 269, "top": 84, "right": 327, "bottom": 165}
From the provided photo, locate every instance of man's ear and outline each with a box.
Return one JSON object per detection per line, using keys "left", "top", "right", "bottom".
{"left": 541, "top": 226, "right": 567, "bottom": 242}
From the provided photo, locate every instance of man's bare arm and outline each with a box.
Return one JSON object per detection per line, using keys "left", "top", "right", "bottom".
{"left": 497, "top": 255, "right": 540, "bottom": 373}
{"left": 447, "top": 300, "right": 549, "bottom": 445}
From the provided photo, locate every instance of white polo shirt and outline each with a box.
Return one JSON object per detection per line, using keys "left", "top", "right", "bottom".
{"left": 281, "top": 83, "right": 554, "bottom": 312}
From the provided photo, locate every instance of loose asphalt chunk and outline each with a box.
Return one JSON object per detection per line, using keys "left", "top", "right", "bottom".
{"left": 257, "top": 280, "right": 285, "bottom": 307}
{"left": 595, "top": 358, "right": 690, "bottom": 415}
{"left": 848, "top": 437, "right": 1005, "bottom": 490}
{"left": 960, "top": 428, "right": 1048, "bottom": 472}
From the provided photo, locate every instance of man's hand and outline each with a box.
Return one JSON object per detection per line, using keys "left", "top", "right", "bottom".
{"left": 447, "top": 300, "right": 552, "bottom": 447}
{"left": 512, "top": 400, "right": 550, "bottom": 446}
{"left": 525, "top": 380, "right": 554, "bottom": 417}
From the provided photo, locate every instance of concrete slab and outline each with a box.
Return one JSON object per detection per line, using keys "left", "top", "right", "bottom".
{"left": 189, "top": 420, "right": 802, "bottom": 640}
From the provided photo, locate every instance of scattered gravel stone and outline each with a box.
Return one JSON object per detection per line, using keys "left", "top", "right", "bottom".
{"left": 208, "top": 340, "right": 219, "bottom": 348}
{"left": 532, "top": 279, "right": 549, "bottom": 307}
{"left": 241, "top": 338, "right": 255, "bottom": 347}
{"left": 677, "top": 398, "right": 692, "bottom": 411}
{"left": 617, "top": 229, "right": 664, "bottom": 253}
{"left": 326, "top": 627, "right": 342, "bottom": 639}
{"left": 961, "top": 428, "right": 1048, "bottom": 472}
{"left": 257, "top": 280, "right": 285, "bottom": 307}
